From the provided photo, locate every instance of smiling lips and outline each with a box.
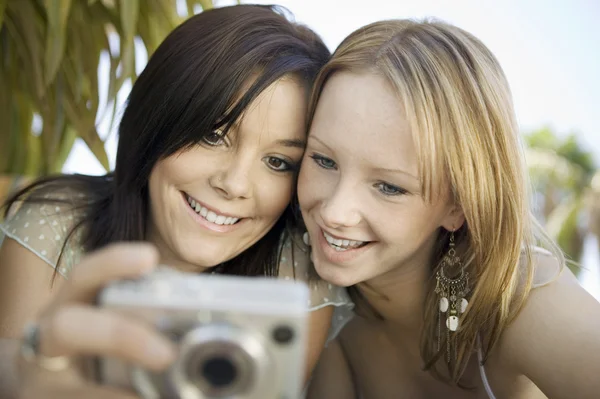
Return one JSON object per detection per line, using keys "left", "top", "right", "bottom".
{"left": 322, "top": 230, "right": 367, "bottom": 251}
{"left": 314, "top": 227, "right": 372, "bottom": 264}
{"left": 185, "top": 193, "right": 240, "bottom": 226}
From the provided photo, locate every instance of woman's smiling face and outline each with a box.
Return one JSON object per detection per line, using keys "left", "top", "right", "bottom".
{"left": 298, "top": 71, "right": 462, "bottom": 287}
{"left": 147, "top": 77, "right": 308, "bottom": 272}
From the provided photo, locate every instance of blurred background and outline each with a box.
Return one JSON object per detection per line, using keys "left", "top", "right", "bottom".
{"left": 1, "top": 0, "right": 598, "bottom": 300}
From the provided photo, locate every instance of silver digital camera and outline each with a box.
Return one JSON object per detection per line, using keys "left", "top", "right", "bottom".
{"left": 97, "top": 267, "right": 309, "bottom": 399}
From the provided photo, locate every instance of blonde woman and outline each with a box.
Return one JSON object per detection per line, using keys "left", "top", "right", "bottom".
{"left": 300, "top": 19, "right": 600, "bottom": 399}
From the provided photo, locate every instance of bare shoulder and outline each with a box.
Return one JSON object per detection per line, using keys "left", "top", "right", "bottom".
{"left": 306, "top": 336, "right": 356, "bottom": 399}
{"left": 498, "top": 250, "right": 600, "bottom": 399}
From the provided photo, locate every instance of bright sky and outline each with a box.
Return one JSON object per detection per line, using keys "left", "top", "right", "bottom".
{"left": 63, "top": 0, "right": 600, "bottom": 174}
{"left": 61, "top": 0, "right": 600, "bottom": 298}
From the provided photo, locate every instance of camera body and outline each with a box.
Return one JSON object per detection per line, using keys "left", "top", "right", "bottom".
{"left": 97, "top": 267, "right": 309, "bottom": 399}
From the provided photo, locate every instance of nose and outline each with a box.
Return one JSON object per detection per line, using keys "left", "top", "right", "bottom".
{"left": 319, "top": 179, "right": 361, "bottom": 229}
{"left": 210, "top": 155, "right": 253, "bottom": 200}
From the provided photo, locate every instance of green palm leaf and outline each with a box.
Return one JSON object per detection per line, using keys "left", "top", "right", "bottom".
{"left": 0, "top": 0, "right": 213, "bottom": 177}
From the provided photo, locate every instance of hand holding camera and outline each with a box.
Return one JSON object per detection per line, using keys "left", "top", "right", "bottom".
{"left": 16, "top": 243, "right": 309, "bottom": 399}
{"left": 98, "top": 262, "right": 309, "bottom": 398}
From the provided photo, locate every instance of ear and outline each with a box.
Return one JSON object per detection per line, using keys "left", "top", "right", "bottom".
{"left": 441, "top": 204, "right": 465, "bottom": 232}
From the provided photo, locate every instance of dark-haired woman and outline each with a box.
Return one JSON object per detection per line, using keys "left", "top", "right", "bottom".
{"left": 0, "top": 5, "right": 352, "bottom": 398}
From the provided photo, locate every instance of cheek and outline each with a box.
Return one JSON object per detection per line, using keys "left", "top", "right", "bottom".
{"left": 256, "top": 176, "right": 294, "bottom": 217}
{"left": 162, "top": 147, "right": 219, "bottom": 185}
{"left": 381, "top": 203, "right": 444, "bottom": 245}
{"left": 297, "top": 162, "right": 322, "bottom": 209}
{"left": 148, "top": 165, "right": 167, "bottom": 207}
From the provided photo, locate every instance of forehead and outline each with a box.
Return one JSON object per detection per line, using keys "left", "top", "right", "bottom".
{"left": 236, "top": 77, "right": 308, "bottom": 142}
{"left": 310, "top": 71, "right": 418, "bottom": 174}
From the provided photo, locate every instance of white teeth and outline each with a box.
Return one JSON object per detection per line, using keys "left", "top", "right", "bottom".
{"left": 323, "top": 231, "right": 365, "bottom": 250}
{"left": 206, "top": 211, "right": 217, "bottom": 223}
{"left": 186, "top": 196, "right": 240, "bottom": 226}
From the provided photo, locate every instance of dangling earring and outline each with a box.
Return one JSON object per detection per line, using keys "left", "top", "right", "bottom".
{"left": 434, "top": 231, "right": 469, "bottom": 362}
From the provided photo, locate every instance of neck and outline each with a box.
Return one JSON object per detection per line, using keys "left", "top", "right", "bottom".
{"left": 357, "top": 244, "right": 437, "bottom": 340}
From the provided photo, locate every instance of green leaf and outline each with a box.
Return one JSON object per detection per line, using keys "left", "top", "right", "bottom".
{"left": 24, "top": 121, "right": 42, "bottom": 176}
{"left": 49, "top": 71, "right": 67, "bottom": 169}
{"left": 0, "top": 0, "right": 8, "bottom": 31}
{"left": 546, "top": 196, "right": 585, "bottom": 265}
{"left": 53, "top": 126, "right": 77, "bottom": 173}
{"left": 42, "top": 0, "right": 73, "bottom": 86}
{"left": 118, "top": 0, "right": 139, "bottom": 85}
{"left": 10, "top": 92, "right": 33, "bottom": 174}
{"left": 101, "top": 0, "right": 116, "bottom": 8}
{"left": 198, "top": 0, "right": 213, "bottom": 10}
{"left": 82, "top": 127, "right": 110, "bottom": 171}
{"left": 62, "top": 95, "right": 109, "bottom": 171}
{"left": 2, "top": 0, "right": 211, "bottom": 176}
{"left": 185, "top": 0, "right": 195, "bottom": 16}
{"left": 5, "top": 2, "right": 46, "bottom": 99}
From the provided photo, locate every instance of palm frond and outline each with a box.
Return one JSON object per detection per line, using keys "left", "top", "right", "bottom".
{"left": 0, "top": 0, "right": 213, "bottom": 176}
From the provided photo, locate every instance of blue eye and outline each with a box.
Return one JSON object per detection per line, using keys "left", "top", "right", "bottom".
{"left": 202, "top": 131, "right": 226, "bottom": 146}
{"left": 264, "top": 156, "right": 294, "bottom": 172}
{"left": 310, "top": 154, "right": 337, "bottom": 170}
{"left": 375, "top": 182, "right": 406, "bottom": 196}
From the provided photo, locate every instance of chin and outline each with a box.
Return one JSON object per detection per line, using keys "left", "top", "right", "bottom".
{"left": 176, "top": 244, "right": 229, "bottom": 270}
{"left": 313, "top": 261, "right": 356, "bottom": 288}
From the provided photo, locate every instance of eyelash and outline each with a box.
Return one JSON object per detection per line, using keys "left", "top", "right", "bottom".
{"left": 374, "top": 182, "right": 407, "bottom": 196}
{"left": 263, "top": 156, "right": 297, "bottom": 173}
{"left": 310, "top": 153, "right": 407, "bottom": 196}
{"left": 202, "top": 131, "right": 227, "bottom": 147}
{"left": 310, "top": 153, "right": 337, "bottom": 170}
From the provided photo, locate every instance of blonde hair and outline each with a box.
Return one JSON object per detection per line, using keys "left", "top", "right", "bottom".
{"left": 308, "top": 19, "right": 564, "bottom": 384}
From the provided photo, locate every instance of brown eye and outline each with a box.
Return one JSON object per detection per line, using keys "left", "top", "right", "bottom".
{"left": 263, "top": 156, "right": 293, "bottom": 172}
{"left": 202, "top": 131, "right": 225, "bottom": 146}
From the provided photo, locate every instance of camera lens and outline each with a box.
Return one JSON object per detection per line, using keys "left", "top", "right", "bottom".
{"left": 272, "top": 325, "right": 295, "bottom": 345}
{"left": 201, "top": 356, "right": 237, "bottom": 388}
{"left": 175, "top": 325, "right": 267, "bottom": 398}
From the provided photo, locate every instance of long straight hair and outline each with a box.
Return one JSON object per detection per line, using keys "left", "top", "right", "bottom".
{"left": 307, "top": 19, "right": 564, "bottom": 384}
{"left": 3, "top": 5, "right": 330, "bottom": 277}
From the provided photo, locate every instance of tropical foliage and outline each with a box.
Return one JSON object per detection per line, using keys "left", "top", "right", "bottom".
{"left": 0, "top": 0, "right": 214, "bottom": 177}
{"left": 525, "top": 127, "right": 598, "bottom": 267}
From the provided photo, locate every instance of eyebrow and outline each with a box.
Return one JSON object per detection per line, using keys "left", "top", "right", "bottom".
{"left": 374, "top": 166, "right": 419, "bottom": 180}
{"left": 309, "top": 135, "right": 419, "bottom": 180}
{"left": 276, "top": 139, "right": 306, "bottom": 149}
{"left": 309, "top": 135, "right": 332, "bottom": 151}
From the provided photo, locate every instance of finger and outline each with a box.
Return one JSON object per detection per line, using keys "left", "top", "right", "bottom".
{"left": 40, "top": 304, "right": 175, "bottom": 371}
{"left": 21, "top": 383, "right": 140, "bottom": 399}
{"left": 61, "top": 243, "right": 159, "bottom": 304}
